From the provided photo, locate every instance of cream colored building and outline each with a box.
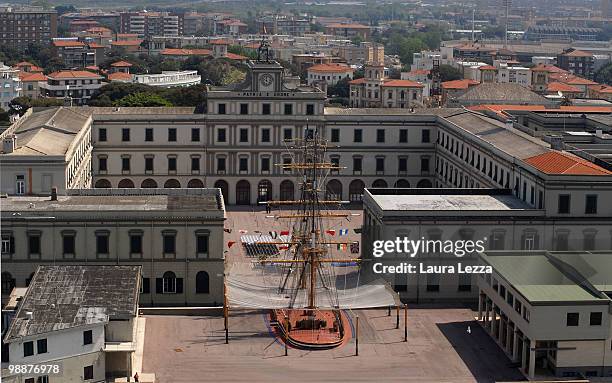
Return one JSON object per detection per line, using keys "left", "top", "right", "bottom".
{"left": 0, "top": 188, "right": 226, "bottom": 307}
{"left": 477, "top": 251, "right": 612, "bottom": 379}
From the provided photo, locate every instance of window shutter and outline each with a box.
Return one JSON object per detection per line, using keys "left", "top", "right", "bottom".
{"left": 156, "top": 278, "right": 163, "bottom": 294}
{"left": 176, "top": 278, "right": 183, "bottom": 294}
{"left": 10, "top": 237, "right": 15, "bottom": 254}
{"left": 142, "top": 278, "right": 150, "bottom": 294}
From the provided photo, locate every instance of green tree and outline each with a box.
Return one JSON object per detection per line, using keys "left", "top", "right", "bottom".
{"left": 438, "top": 65, "right": 462, "bottom": 82}
{"left": 114, "top": 92, "right": 173, "bottom": 107}
{"left": 0, "top": 108, "right": 10, "bottom": 123}
{"left": 327, "top": 77, "right": 351, "bottom": 98}
{"left": 90, "top": 83, "right": 157, "bottom": 104}
{"left": 55, "top": 5, "right": 77, "bottom": 15}
{"left": 9, "top": 96, "right": 63, "bottom": 116}
{"left": 594, "top": 63, "right": 612, "bottom": 85}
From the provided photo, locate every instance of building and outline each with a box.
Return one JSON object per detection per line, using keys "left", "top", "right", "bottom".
{"left": 410, "top": 50, "right": 454, "bottom": 72}
{"left": 525, "top": 26, "right": 601, "bottom": 42}
{"left": 0, "top": 107, "right": 93, "bottom": 195}
{"left": 446, "top": 83, "right": 554, "bottom": 107}
{"left": 0, "top": 188, "right": 225, "bottom": 307}
{"left": 324, "top": 23, "right": 370, "bottom": 40}
{"left": 51, "top": 39, "right": 99, "bottom": 68}
{"left": 307, "top": 64, "right": 353, "bottom": 87}
{"left": 120, "top": 11, "right": 180, "bottom": 38}
{"left": 337, "top": 43, "right": 383, "bottom": 66}
{"left": 258, "top": 14, "right": 311, "bottom": 36}
{"left": 0, "top": 63, "right": 21, "bottom": 111}
{"left": 18, "top": 72, "right": 46, "bottom": 100}
{"left": 134, "top": 70, "right": 201, "bottom": 87}
{"left": 496, "top": 62, "right": 531, "bottom": 87}
{"left": 39, "top": 70, "right": 105, "bottom": 105}
{"left": 2, "top": 265, "right": 141, "bottom": 382}
{"left": 440, "top": 79, "right": 480, "bottom": 105}
{"left": 557, "top": 49, "right": 595, "bottom": 79}
{"left": 0, "top": 6, "right": 57, "bottom": 51}
{"left": 477, "top": 251, "right": 612, "bottom": 379}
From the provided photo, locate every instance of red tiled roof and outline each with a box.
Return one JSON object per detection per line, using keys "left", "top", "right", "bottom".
{"left": 53, "top": 40, "right": 86, "bottom": 47}
{"left": 111, "top": 60, "right": 133, "bottom": 67}
{"left": 589, "top": 84, "right": 612, "bottom": 94}
{"left": 468, "top": 104, "right": 612, "bottom": 115}
{"left": 479, "top": 65, "right": 497, "bottom": 70}
{"left": 14, "top": 61, "right": 43, "bottom": 73}
{"left": 524, "top": 151, "right": 612, "bottom": 175}
{"left": 88, "top": 43, "right": 105, "bottom": 48}
{"left": 161, "top": 48, "right": 212, "bottom": 56}
{"left": 407, "top": 69, "right": 430, "bottom": 76}
{"left": 560, "top": 49, "right": 593, "bottom": 57}
{"left": 47, "top": 70, "right": 103, "bottom": 79}
{"left": 19, "top": 72, "right": 47, "bottom": 81}
{"left": 349, "top": 78, "right": 367, "bottom": 85}
{"left": 546, "top": 82, "right": 582, "bottom": 93}
{"left": 86, "top": 27, "right": 112, "bottom": 33}
{"left": 85, "top": 65, "right": 99, "bottom": 71}
{"left": 107, "top": 72, "right": 133, "bottom": 81}
{"left": 530, "top": 64, "right": 567, "bottom": 73}
{"left": 224, "top": 52, "right": 248, "bottom": 60}
{"left": 383, "top": 79, "right": 424, "bottom": 88}
{"left": 441, "top": 79, "right": 479, "bottom": 89}
{"left": 307, "top": 64, "right": 354, "bottom": 73}
{"left": 209, "top": 39, "right": 232, "bottom": 45}
{"left": 111, "top": 40, "right": 142, "bottom": 46}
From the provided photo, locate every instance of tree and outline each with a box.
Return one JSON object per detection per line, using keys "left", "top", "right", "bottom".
{"left": 327, "top": 77, "right": 351, "bottom": 98}
{"left": 114, "top": 92, "right": 173, "bottom": 107}
{"left": 438, "top": 65, "right": 462, "bottom": 82}
{"left": 594, "top": 63, "right": 612, "bottom": 85}
{"left": 55, "top": 5, "right": 77, "bottom": 16}
{"left": 162, "top": 84, "right": 207, "bottom": 107}
{"left": 0, "top": 108, "right": 10, "bottom": 123}
{"left": 90, "top": 83, "right": 157, "bottom": 104}
{"left": 9, "top": 96, "right": 64, "bottom": 116}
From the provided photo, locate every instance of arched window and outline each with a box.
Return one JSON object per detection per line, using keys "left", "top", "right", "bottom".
{"left": 1, "top": 272, "right": 15, "bottom": 295}
{"left": 118, "top": 179, "right": 134, "bottom": 188}
{"left": 164, "top": 179, "right": 181, "bottom": 188}
{"left": 349, "top": 180, "right": 365, "bottom": 202}
{"left": 214, "top": 180, "right": 229, "bottom": 203}
{"left": 236, "top": 180, "right": 250, "bottom": 205}
{"left": 95, "top": 179, "right": 111, "bottom": 188}
{"left": 195, "top": 271, "right": 210, "bottom": 294}
{"left": 325, "top": 179, "right": 342, "bottom": 200}
{"left": 141, "top": 178, "right": 157, "bottom": 188}
{"left": 417, "top": 179, "right": 433, "bottom": 188}
{"left": 394, "top": 179, "right": 410, "bottom": 188}
{"left": 257, "top": 180, "right": 272, "bottom": 202}
{"left": 187, "top": 179, "right": 204, "bottom": 188}
{"left": 372, "top": 179, "right": 388, "bottom": 188}
{"left": 279, "top": 180, "right": 294, "bottom": 201}
{"left": 162, "top": 271, "right": 176, "bottom": 294}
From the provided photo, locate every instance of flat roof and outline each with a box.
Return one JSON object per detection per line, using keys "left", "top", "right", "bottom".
{"left": 4, "top": 265, "right": 141, "bottom": 342}
{"left": 480, "top": 251, "right": 612, "bottom": 304}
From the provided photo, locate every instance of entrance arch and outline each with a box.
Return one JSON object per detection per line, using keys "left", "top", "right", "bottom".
{"left": 257, "top": 180, "right": 272, "bottom": 202}
{"left": 214, "top": 180, "right": 229, "bottom": 203}
{"left": 349, "top": 179, "right": 365, "bottom": 202}
{"left": 141, "top": 178, "right": 157, "bottom": 188}
{"left": 187, "top": 179, "right": 204, "bottom": 188}
{"left": 325, "top": 179, "right": 342, "bottom": 200}
{"left": 95, "top": 179, "right": 111, "bottom": 188}
{"left": 394, "top": 179, "right": 410, "bottom": 188}
{"left": 236, "top": 180, "right": 251, "bottom": 205}
{"left": 279, "top": 180, "right": 294, "bottom": 201}
{"left": 118, "top": 179, "right": 134, "bottom": 188}
{"left": 164, "top": 179, "right": 181, "bottom": 188}
{"left": 372, "top": 179, "right": 388, "bottom": 188}
{"left": 417, "top": 179, "right": 433, "bottom": 188}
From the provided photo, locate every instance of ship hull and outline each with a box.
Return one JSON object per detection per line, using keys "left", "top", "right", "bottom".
{"left": 271, "top": 308, "right": 351, "bottom": 349}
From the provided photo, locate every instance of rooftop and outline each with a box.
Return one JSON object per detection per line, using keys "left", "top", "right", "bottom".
{"left": 307, "top": 63, "right": 354, "bottom": 73}
{"left": 441, "top": 79, "right": 479, "bottom": 90}
{"left": 47, "top": 70, "right": 103, "bottom": 79}
{"left": 524, "top": 150, "right": 612, "bottom": 175}
{"left": 454, "top": 83, "right": 552, "bottom": 104}
{"left": 4, "top": 265, "right": 141, "bottom": 342}
{"left": 383, "top": 79, "right": 424, "bottom": 88}
{"left": 480, "top": 251, "right": 612, "bottom": 304}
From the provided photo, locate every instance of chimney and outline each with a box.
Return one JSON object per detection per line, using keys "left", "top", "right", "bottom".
{"left": 595, "top": 129, "right": 603, "bottom": 138}
{"left": 51, "top": 187, "right": 58, "bottom": 201}
{"left": 549, "top": 135, "right": 564, "bottom": 150}
{"left": 2, "top": 134, "right": 16, "bottom": 154}
{"left": 25, "top": 311, "right": 33, "bottom": 320}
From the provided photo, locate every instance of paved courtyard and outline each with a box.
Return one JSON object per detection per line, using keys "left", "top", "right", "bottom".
{"left": 141, "top": 307, "right": 526, "bottom": 382}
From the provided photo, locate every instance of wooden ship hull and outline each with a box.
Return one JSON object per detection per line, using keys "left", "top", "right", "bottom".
{"left": 271, "top": 308, "right": 351, "bottom": 349}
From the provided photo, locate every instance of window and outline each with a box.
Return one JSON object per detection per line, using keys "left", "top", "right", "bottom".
{"left": 261, "top": 157, "right": 270, "bottom": 172}
{"left": 121, "top": 128, "right": 130, "bottom": 142}
{"left": 2, "top": 234, "right": 14, "bottom": 256}
{"left": 240, "top": 103, "right": 248, "bottom": 114}
{"left": 283, "top": 128, "right": 292, "bottom": 141}
{"left": 506, "top": 291, "right": 514, "bottom": 306}
{"left": 376, "top": 129, "right": 385, "bottom": 143}
{"left": 121, "top": 157, "right": 130, "bottom": 172}
{"left": 590, "top": 312, "right": 602, "bottom": 326}
{"left": 398, "top": 157, "right": 407, "bottom": 172}
{"left": 191, "top": 128, "right": 200, "bottom": 142}
{"left": 353, "top": 157, "right": 362, "bottom": 173}
{"left": 239, "top": 128, "right": 248, "bottom": 142}
{"left": 98, "top": 128, "right": 107, "bottom": 142}
{"left": 168, "top": 157, "right": 177, "bottom": 172}
{"left": 62, "top": 232, "right": 75, "bottom": 256}
{"left": 196, "top": 232, "right": 209, "bottom": 255}
{"left": 261, "top": 128, "right": 270, "bottom": 142}
{"left": 426, "top": 273, "right": 440, "bottom": 292}
{"left": 217, "top": 157, "right": 226, "bottom": 172}
{"left": 523, "top": 308, "right": 530, "bottom": 322}
{"left": 83, "top": 365, "right": 93, "bottom": 380}
{"left": 558, "top": 194, "right": 570, "bottom": 214}
{"left": 566, "top": 312, "right": 579, "bottom": 326}
{"left": 458, "top": 273, "right": 471, "bottom": 292}
{"left": 196, "top": 271, "right": 210, "bottom": 293}
{"left": 354, "top": 129, "right": 362, "bottom": 143}
{"left": 96, "top": 232, "right": 109, "bottom": 256}
{"left": 420, "top": 157, "right": 429, "bottom": 172}
{"left": 585, "top": 195, "right": 597, "bottom": 214}
{"left": 331, "top": 129, "right": 340, "bottom": 143}
{"left": 36, "top": 338, "right": 47, "bottom": 354}
{"left": 262, "top": 103, "right": 271, "bottom": 115}
{"left": 217, "top": 128, "right": 226, "bottom": 142}
{"left": 421, "top": 129, "right": 430, "bottom": 143}
{"left": 218, "top": 103, "right": 226, "bottom": 114}
{"left": 168, "top": 128, "right": 177, "bottom": 142}
{"left": 23, "top": 341, "right": 34, "bottom": 357}
{"left": 306, "top": 104, "right": 315, "bottom": 115}
{"left": 130, "top": 232, "right": 142, "bottom": 255}
{"left": 239, "top": 157, "right": 248, "bottom": 172}
{"left": 36, "top": 376, "right": 49, "bottom": 383}
{"left": 284, "top": 104, "right": 293, "bottom": 115}
{"left": 16, "top": 175, "right": 25, "bottom": 195}
{"left": 376, "top": 157, "right": 384, "bottom": 173}
{"left": 163, "top": 232, "right": 176, "bottom": 255}
{"left": 98, "top": 157, "right": 107, "bottom": 172}
{"left": 162, "top": 271, "right": 177, "bottom": 293}
{"left": 399, "top": 129, "right": 408, "bottom": 143}
{"left": 83, "top": 330, "right": 92, "bottom": 345}
{"left": 145, "top": 157, "right": 154, "bottom": 172}
{"left": 191, "top": 157, "right": 200, "bottom": 172}
{"left": 145, "top": 128, "right": 153, "bottom": 142}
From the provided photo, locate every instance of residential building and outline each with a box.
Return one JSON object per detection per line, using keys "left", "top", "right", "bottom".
{"left": 307, "top": 64, "right": 353, "bottom": 86}
{"left": 18, "top": 72, "right": 46, "bottom": 99}
{"left": 410, "top": 50, "right": 454, "bottom": 72}
{"left": 134, "top": 70, "right": 201, "bottom": 88}
{"left": 440, "top": 79, "right": 479, "bottom": 105}
{"left": 0, "top": 6, "right": 57, "bottom": 51}
{"left": 445, "top": 83, "right": 554, "bottom": 107}
{"left": 0, "top": 63, "right": 21, "bottom": 111}
{"left": 557, "top": 49, "right": 595, "bottom": 79}
{"left": 258, "top": 14, "right": 311, "bottom": 36}
{"left": 2, "top": 265, "right": 141, "bottom": 382}
{"left": 337, "top": 42, "right": 384, "bottom": 66}
{"left": 120, "top": 11, "right": 180, "bottom": 38}
{"left": 39, "top": 70, "right": 105, "bottom": 105}
{"left": 477, "top": 251, "right": 612, "bottom": 379}
{"left": 51, "top": 39, "right": 98, "bottom": 68}
{"left": 588, "top": 84, "right": 612, "bottom": 101}
{"left": 495, "top": 62, "right": 531, "bottom": 87}
{"left": 324, "top": 23, "right": 370, "bottom": 40}
{"left": 0, "top": 188, "right": 225, "bottom": 307}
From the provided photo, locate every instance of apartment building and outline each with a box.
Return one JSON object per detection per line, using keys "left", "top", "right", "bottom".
{"left": 51, "top": 39, "right": 102, "bottom": 68}
{"left": 134, "top": 70, "right": 201, "bottom": 88}
{"left": 120, "top": 11, "right": 180, "bottom": 38}
{"left": 557, "top": 49, "right": 595, "bottom": 79}
{"left": 324, "top": 23, "right": 370, "bottom": 40}
{"left": 307, "top": 64, "right": 354, "bottom": 86}
{"left": 0, "top": 188, "right": 225, "bottom": 308}
{"left": 2, "top": 265, "right": 141, "bottom": 382}
{"left": 477, "top": 251, "right": 612, "bottom": 379}
{"left": 0, "top": 6, "right": 57, "bottom": 51}
{"left": 0, "top": 63, "right": 21, "bottom": 111}
{"left": 39, "top": 70, "right": 105, "bottom": 105}
{"left": 258, "top": 14, "right": 311, "bottom": 36}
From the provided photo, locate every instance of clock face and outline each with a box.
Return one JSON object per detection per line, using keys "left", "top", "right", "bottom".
{"left": 260, "top": 74, "right": 274, "bottom": 87}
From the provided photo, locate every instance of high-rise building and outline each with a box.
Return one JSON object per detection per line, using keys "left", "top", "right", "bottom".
{"left": 120, "top": 11, "right": 181, "bottom": 38}
{"left": 0, "top": 6, "right": 57, "bottom": 51}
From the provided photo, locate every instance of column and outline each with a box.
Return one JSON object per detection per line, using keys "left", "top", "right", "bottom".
{"left": 484, "top": 299, "right": 490, "bottom": 329}
{"left": 512, "top": 329, "right": 520, "bottom": 362}
{"left": 506, "top": 321, "right": 513, "bottom": 355}
{"left": 491, "top": 304, "right": 497, "bottom": 337}
{"left": 478, "top": 292, "right": 483, "bottom": 321}
{"left": 521, "top": 338, "right": 528, "bottom": 373}
{"left": 528, "top": 339, "right": 536, "bottom": 379}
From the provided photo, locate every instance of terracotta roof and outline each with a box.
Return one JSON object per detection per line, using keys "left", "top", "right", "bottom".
{"left": 209, "top": 39, "right": 232, "bottom": 45}
{"left": 88, "top": 43, "right": 105, "bottom": 48}
{"left": 85, "top": 65, "right": 99, "bottom": 71}
{"left": 108, "top": 72, "right": 133, "bottom": 81}
{"left": 530, "top": 64, "right": 567, "bottom": 73}
{"left": 86, "top": 27, "right": 112, "bottom": 33}
{"left": 224, "top": 52, "right": 248, "bottom": 60}
{"left": 406, "top": 69, "right": 430, "bottom": 76}
{"left": 47, "top": 70, "right": 103, "bottom": 79}
{"left": 161, "top": 48, "right": 212, "bottom": 56}
{"left": 111, "top": 40, "right": 142, "bottom": 46}
{"left": 479, "top": 65, "right": 497, "bottom": 70}
{"left": 383, "top": 79, "right": 424, "bottom": 88}
{"left": 524, "top": 151, "right": 612, "bottom": 175}
{"left": 244, "top": 43, "right": 260, "bottom": 49}
{"left": 469, "top": 104, "right": 612, "bottom": 117}
{"left": 349, "top": 78, "right": 367, "bottom": 85}
{"left": 116, "top": 33, "right": 139, "bottom": 38}
{"left": 589, "top": 84, "right": 612, "bottom": 94}
{"left": 560, "top": 49, "right": 593, "bottom": 57}
{"left": 111, "top": 60, "right": 133, "bottom": 67}
{"left": 546, "top": 82, "right": 582, "bottom": 93}
{"left": 307, "top": 64, "right": 354, "bottom": 73}
{"left": 19, "top": 72, "right": 47, "bottom": 82}
{"left": 14, "top": 61, "right": 43, "bottom": 73}
{"left": 53, "top": 40, "right": 86, "bottom": 47}
{"left": 441, "top": 79, "right": 479, "bottom": 89}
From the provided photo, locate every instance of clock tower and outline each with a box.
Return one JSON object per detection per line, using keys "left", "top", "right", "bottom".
{"left": 247, "top": 61, "right": 285, "bottom": 92}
